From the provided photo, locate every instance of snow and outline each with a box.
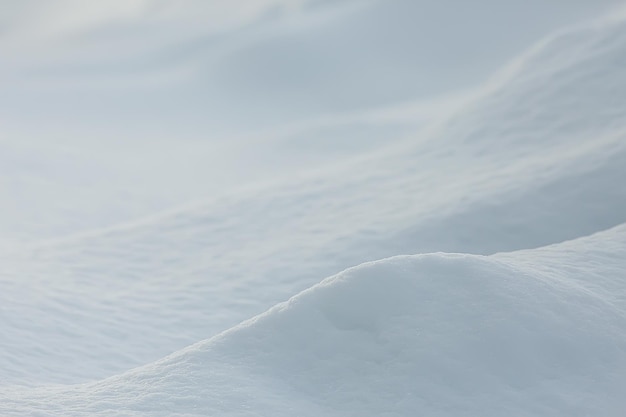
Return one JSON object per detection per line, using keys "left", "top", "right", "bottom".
{"left": 3, "top": 225, "right": 626, "bottom": 416}
{"left": 1, "top": 0, "right": 623, "bottom": 242}
{"left": 1, "top": 1, "right": 626, "bottom": 415}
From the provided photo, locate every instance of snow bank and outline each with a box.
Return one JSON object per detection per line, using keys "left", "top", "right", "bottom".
{"left": 3, "top": 224, "right": 626, "bottom": 416}
{"left": 3, "top": 12, "right": 626, "bottom": 386}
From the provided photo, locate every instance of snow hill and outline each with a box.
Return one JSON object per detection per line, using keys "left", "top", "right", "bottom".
{"left": 3, "top": 224, "right": 626, "bottom": 416}
{"left": 1, "top": 6, "right": 626, "bottom": 417}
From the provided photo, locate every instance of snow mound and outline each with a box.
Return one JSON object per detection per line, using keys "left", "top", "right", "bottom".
{"left": 3, "top": 12, "right": 626, "bottom": 386}
{"left": 4, "top": 224, "right": 626, "bottom": 416}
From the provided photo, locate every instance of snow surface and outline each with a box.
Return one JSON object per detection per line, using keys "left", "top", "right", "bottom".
{"left": 2, "top": 2, "right": 626, "bottom": 416}
{"left": 1, "top": 0, "right": 623, "bottom": 242}
{"left": 2, "top": 225, "right": 626, "bottom": 416}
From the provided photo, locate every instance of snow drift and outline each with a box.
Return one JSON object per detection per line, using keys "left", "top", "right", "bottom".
{"left": 3, "top": 11, "right": 626, "bottom": 387}
{"left": 3, "top": 223, "right": 626, "bottom": 416}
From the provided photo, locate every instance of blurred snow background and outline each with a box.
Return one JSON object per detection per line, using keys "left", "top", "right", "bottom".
{"left": 1, "top": 0, "right": 622, "bottom": 241}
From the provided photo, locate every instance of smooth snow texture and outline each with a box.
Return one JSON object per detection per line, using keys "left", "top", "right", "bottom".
{"left": 2, "top": 224, "right": 626, "bottom": 416}
{"left": 2, "top": 4, "right": 626, "bottom": 416}
{"left": 2, "top": 10, "right": 626, "bottom": 386}
{"left": 0, "top": 0, "right": 622, "bottom": 242}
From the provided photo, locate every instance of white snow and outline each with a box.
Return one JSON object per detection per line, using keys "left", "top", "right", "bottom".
{"left": 1, "top": 1, "right": 626, "bottom": 416}
{"left": 2, "top": 225, "right": 626, "bottom": 416}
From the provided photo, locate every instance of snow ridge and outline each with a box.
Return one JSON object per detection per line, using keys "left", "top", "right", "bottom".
{"left": 3, "top": 224, "right": 626, "bottom": 416}
{"left": 1, "top": 8, "right": 626, "bottom": 416}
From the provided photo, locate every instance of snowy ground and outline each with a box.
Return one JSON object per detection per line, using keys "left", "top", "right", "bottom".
{"left": 2, "top": 1, "right": 626, "bottom": 416}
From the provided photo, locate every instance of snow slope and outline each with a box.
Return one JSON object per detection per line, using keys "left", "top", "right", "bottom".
{"left": 1, "top": 0, "right": 622, "bottom": 242}
{"left": 2, "top": 11, "right": 626, "bottom": 387}
{"left": 2, "top": 224, "right": 626, "bottom": 416}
